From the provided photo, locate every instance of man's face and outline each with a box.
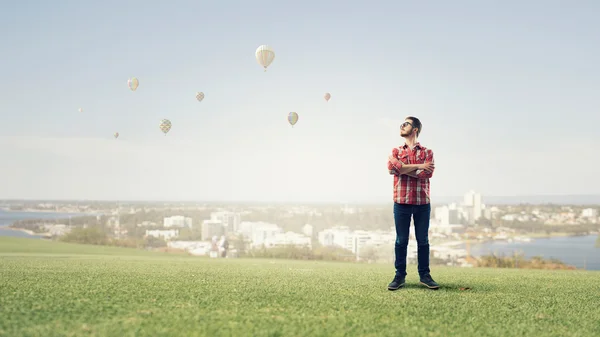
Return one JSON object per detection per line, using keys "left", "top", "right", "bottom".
{"left": 400, "top": 120, "right": 415, "bottom": 137}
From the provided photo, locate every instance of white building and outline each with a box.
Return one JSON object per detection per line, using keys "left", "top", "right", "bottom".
{"left": 365, "top": 230, "right": 395, "bottom": 247}
{"left": 145, "top": 229, "right": 179, "bottom": 241}
{"left": 210, "top": 211, "right": 241, "bottom": 233}
{"left": 351, "top": 230, "right": 373, "bottom": 256}
{"left": 317, "top": 227, "right": 396, "bottom": 255}
{"left": 302, "top": 224, "right": 313, "bottom": 237}
{"left": 46, "top": 224, "right": 72, "bottom": 236}
{"left": 317, "top": 226, "right": 353, "bottom": 251}
{"left": 137, "top": 221, "right": 157, "bottom": 227}
{"left": 501, "top": 214, "right": 516, "bottom": 221}
{"left": 435, "top": 206, "right": 460, "bottom": 226}
{"left": 163, "top": 216, "right": 192, "bottom": 228}
{"left": 201, "top": 219, "right": 224, "bottom": 240}
{"left": 264, "top": 232, "right": 312, "bottom": 249}
{"left": 581, "top": 208, "right": 598, "bottom": 218}
{"left": 236, "top": 221, "right": 285, "bottom": 248}
{"left": 463, "top": 190, "right": 484, "bottom": 225}
{"left": 250, "top": 223, "right": 284, "bottom": 248}
{"left": 430, "top": 223, "right": 465, "bottom": 235}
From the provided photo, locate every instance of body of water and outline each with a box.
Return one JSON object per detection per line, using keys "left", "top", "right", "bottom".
{"left": 0, "top": 210, "right": 90, "bottom": 239}
{"left": 462, "top": 235, "right": 600, "bottom": 270}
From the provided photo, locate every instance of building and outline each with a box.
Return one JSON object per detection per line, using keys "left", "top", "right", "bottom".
{"left": 463, "top": 190, "right": 484, "bottom": 225}
{"left": 430, "top": 223, "right": 465, "bottom": 235}
{"left": 163, "top": 216, "right": 193, "bottom": 228}
{"left": 317, "top": 226, "right": 353, "bottom": 251}
{"left": 302, "top": 224, "right": 313, "bottom": 237}
{"left": 250, "top": 223, "right": 283, "bottom": 248}
{"left": 264, "top": 232, "right": 312, "bottom": 249}
{"left": 201, "top": 219, "right": 224, "bottom": 240}
{"left": 317, "top": 227, "right": 394, "bottom": 255}
{"left": 581, "top": 208, "right": 598, "bottom": 218}
{"left": 351, "top": 230, "right": 372, "bottom": 256}
{"left": 210, "top": 211, "right": 241, "bottom": 234}
{"left": 434, "top": 206, "right": 460, "bottom": 226}
{"left": 145, "top": 229, "right": 179, "bottom": 241}
{"left": 46, "top": 224, "right": 72, "bottom": 237}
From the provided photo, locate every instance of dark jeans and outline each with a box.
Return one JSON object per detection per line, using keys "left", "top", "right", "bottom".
{"left": 393, "top": 202, "right": 431, "bottom": 277}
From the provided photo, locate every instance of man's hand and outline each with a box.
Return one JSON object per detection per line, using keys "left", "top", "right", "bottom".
{"left": 418, "top": 162, "right": 434, "bottom": 173}
{"left": 388, "top": 155, "right": 400, "bottom": 166}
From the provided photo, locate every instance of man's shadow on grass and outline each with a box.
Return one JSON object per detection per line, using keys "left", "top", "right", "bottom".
{"left": 396, "top": 282, "right": 485, "bottom": 292}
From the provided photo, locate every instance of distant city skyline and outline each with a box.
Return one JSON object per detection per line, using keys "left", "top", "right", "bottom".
{"left": 2, "top": 193, "right": 600, "bottom": 206}
{"left": 1, "top": 1, "right": 599, "bottom": 202}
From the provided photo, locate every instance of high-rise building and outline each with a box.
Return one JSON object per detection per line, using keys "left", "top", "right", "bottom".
{"left": 201, "top": 219, "right": 224, "bottom": 240}
{"left": 435, "top": 206, "right": 460, "bottom": 226}
{"left": 463, "top": 190, "right": 483, "bottom": 225}
{"left": 210, "top": 211, "right": 241, "bottom": 234}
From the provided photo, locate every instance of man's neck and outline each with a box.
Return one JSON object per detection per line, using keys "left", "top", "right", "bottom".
{"left": 403, "top": 137, "right": 418, "bottom": 149}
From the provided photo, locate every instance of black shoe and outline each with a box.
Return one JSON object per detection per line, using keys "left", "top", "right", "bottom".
{"left": 388, "top": 275, "right": 405, "bottom": 291}
{"left": 419, "top": 274, "right": 439, "bottom": 289}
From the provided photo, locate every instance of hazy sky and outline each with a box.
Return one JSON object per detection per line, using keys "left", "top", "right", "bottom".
{"left": 1, "top": 0, "right": 599, "bottom": 203}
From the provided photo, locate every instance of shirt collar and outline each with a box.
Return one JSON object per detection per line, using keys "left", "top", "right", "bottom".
{"left": 401, "top": 142, "right": 421, "bottom": 150}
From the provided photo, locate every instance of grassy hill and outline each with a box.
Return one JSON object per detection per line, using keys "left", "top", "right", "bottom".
{"left": 0, "top": 237, "right": 598, "bottom": 337}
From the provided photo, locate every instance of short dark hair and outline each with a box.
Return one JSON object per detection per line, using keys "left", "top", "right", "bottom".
{"left": 405, "top": 116, "right": 422, "bottom": 137}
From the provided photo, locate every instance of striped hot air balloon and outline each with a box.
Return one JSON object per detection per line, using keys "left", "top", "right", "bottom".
{"left": 159, "top": 119, "right": 172, "bottom": 135}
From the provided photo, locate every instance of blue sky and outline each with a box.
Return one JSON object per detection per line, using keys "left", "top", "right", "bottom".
{"left": 1, "top": 0, "right": 599, "bottom": 202}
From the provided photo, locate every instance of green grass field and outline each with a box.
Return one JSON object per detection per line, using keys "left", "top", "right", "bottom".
{"left": 1, "top": 237, "right": 599, "bottom": 337}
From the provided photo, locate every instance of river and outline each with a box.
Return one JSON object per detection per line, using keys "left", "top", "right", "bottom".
{"left": 461, "top": 235, "right": 600, "bottom": 270}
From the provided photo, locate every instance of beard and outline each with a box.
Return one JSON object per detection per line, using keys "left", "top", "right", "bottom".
{"left": 400, "top": 130, "right": 412, "bottom": 137}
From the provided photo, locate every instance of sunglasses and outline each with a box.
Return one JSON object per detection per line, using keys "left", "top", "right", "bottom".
{"left": 400, "top": 122, "right": 413, "bottom": 128}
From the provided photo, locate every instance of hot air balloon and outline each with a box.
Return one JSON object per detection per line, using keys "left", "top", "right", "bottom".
{"left": 114, "top": 132, "right": 119, "bottom": 139}
{"left": 255, "top": 45, "right": 275, "bottom": 72}
{"left": 196, "top": 92, "right": 205, "bottom": 102}
{"left": 78, "top": 108, "right": 83, "bottom": 113}
{"left": 288, "top": 112, "right": 298, "bottom": 127}
{"left": 128, "top": 77, "right": 139, "bottom": 91}
{"left": 324, "top": 93, "right": 331, "bottom": 102}
{"left": 159, "top": 119, "right": 172, "bottom": 135}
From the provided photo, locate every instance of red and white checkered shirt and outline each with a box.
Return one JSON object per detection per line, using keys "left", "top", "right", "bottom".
{"left": 387, "top": 142, "right": 434, "bottom": 205}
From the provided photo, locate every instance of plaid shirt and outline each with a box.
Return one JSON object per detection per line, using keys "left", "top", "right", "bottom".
{"left": 387, "top": 142, "right": 434, "bottom": 205}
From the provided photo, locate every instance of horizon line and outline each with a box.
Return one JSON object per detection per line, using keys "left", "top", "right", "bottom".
{"left": 2, "top": 194, "right": 600, "bottom": 206}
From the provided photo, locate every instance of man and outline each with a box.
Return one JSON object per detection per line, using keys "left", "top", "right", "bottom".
{"left": 386, "top": 116, "right": 439, "bottom": 290}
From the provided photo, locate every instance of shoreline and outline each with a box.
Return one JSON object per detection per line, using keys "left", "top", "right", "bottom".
{"left": 437, "top": 232, "right": 595, "bottom": 248}
{"left": 0, "top": 208, "right": 98, "bottom": 215}
{"left": 0, "top": 209, "right": 100, "bottom": 237}
{"left": 0, "top": 226, "right": 46, "bottom": 237}
{"left": 0, "top": 210, "right": 74, "bottom": 237}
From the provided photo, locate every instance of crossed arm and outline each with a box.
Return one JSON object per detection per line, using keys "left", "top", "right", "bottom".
{"left": 388, "top": 162, "right": 421, "bottom": 178}
{"left": 387, "top": 149, "right": 434, "bottom": 179}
